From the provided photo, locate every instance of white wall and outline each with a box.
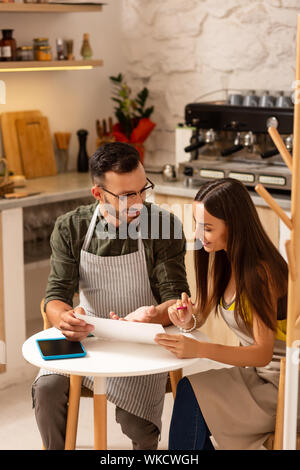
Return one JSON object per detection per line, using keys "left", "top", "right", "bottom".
{"left": 0, "top": 1, "right": 126, "bottom": 168}
{"left": 121, "top": 0, "right": 299, "bottom": 166}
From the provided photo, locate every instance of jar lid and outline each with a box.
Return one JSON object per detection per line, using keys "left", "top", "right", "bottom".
{"left": 38, "top": 46, "right": 51, "bottom": 50}
{"left": 18, "top": 46, "right": 33, "bottom": 51}
{"left": 33, "top": 38, "right": 49, "bottom": 42}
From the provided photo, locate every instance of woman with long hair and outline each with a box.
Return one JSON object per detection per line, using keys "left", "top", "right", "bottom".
{"left": 155, "top": 178, "right": 292, "bottom": 450}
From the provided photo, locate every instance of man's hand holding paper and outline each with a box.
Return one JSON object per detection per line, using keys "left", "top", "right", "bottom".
{"left": 110, "top": 305, "right": 160, "bottom": 323}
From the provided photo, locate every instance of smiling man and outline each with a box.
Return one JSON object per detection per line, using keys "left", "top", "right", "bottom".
{"left": 32, "top": 142, "right": 190, "bottom": 450}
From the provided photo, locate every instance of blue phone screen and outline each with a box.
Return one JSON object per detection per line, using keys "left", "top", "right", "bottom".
{"left": 37, "top": 338, "right": 85, "bottom": 358}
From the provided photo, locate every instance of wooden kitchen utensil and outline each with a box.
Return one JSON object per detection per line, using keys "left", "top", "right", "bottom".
{"left": 16, "top": 116, "right": 57, "bottom": 179}
{"left": 96, "top": 117, "right": 115, "bottom": 148}
{"left": 0, "top": 110, "right": 42, "bottom": 175}
{"left": 54, "top": 132, "right": 71, "bottom": 172}
{"left": 0, "top": 158, "right": 14, "bottom": 197}
{"left": 4, "top": 191, "right": 41, "bottom": 199}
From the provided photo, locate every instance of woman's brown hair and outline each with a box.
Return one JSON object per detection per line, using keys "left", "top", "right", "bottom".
{"left": 194, "top": 178, "right": 288, "bottom": 333}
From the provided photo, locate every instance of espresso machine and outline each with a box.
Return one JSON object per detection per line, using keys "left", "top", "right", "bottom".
{"left": 178, "top": 91, "right": 294, "bottom": 194}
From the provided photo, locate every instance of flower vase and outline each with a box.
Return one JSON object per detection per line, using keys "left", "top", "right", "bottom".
{"left": 132, "top": 143, "right": 145, "bottom": 165}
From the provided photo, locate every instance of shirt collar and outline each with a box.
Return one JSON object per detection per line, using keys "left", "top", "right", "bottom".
{"left": 95, "top": 207, "right": 141, "bottom": 237}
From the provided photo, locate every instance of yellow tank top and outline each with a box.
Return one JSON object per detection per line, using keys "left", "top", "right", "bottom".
{"left": 220, "top": 296, "right": 286, "bottom": 342}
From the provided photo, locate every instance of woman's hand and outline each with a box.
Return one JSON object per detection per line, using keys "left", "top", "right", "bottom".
{"left": 168, "top": 292, "right": 196, "bottom": 330}
{"left": 155, "top": 333, "right": 204, "bottom": 359}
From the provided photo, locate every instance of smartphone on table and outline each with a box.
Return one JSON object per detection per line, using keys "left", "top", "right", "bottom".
{"left": 36, "top": 337, "right": 87, "bottom": 361}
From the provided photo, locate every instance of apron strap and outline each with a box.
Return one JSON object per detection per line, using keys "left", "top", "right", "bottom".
{"left": 82, "top": 204, "right": 100, "bottom": 251}
{"left": 137, "top": 228, "right": 143, "bottom": 251}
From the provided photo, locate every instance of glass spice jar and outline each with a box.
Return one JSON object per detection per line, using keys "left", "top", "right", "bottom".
{"left": 33, "top": 38, "right": 49, "bottom": 60}
{"left": 36, "top": 46, "right": 52, "bottom": 61}
{"left": 0, "top": 29, "right": 17, "bottom": 62}
{"left": 17, "top": 46, "right": 33, "bottom": 61}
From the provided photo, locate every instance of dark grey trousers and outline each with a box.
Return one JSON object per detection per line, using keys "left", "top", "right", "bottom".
{"left": 32, "top": 374, "right": 159, "bottom": 450}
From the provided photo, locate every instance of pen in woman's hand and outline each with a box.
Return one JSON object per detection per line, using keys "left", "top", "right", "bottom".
{"left": 176, "top": 302, "right": 195, "bottom": 310}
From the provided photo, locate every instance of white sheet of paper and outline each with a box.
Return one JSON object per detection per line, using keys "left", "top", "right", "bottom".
{"left": 74, "top": 313, "right": 165, "bottom": 345}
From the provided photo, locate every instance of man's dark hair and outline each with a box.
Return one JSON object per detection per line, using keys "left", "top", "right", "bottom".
{"left": 89, "top": 142, "right": 140, "bottom": 183}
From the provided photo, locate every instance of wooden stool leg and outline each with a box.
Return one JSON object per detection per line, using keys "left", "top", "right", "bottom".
{"left": 65, "top": 375, "right": 82, "bottom": 450}
{"left": 273, "top": 358, "right": 286, "bottom": 450}
{"left": 169, "top": 369, "right": 183, "bottom": 399}
{"left": 93, "top": 377, "right": 107, "bottom": 450}
{"left": 283, "top": 347, "right": 300, "bottom": 449}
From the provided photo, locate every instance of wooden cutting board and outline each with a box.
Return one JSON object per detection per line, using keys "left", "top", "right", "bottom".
{"left": 16, "top": 116, "right": 57, "bottom": 179}
{"left": 0, "top": 110, "right": 42, "bottom": 175}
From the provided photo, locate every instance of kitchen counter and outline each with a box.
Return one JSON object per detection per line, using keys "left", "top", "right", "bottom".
{"left": 152, "top": 175, "right": 291, "bottom": 211}
{"left": 0, "top": 172, "right": 93, "bottom": 210}
{"left": 0, "top": 171, "right": 292, "bottom": 211}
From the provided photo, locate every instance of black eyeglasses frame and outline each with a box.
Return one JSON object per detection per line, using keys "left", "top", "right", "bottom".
{"left": 97, "top": 177, "right": 155, "bottom": 201}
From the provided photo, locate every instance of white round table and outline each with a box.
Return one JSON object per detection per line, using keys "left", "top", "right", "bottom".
{"left": 22, "top": 326, "right": 208, "bottom": 450}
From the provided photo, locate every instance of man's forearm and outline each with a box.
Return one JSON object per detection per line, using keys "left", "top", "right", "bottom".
{"left": 156, "top": 299, "right": 176, "bottom": 326}
{"left": 45, "top": 299, "right": 73, "bottom": 329}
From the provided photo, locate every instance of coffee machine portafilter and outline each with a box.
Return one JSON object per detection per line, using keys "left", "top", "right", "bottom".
{"left": 179, "top": 100, "right": 294, "bottom": 193}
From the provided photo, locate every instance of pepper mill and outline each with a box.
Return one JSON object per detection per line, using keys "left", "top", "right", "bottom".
{"left": 76, "top": 129, "right": 89, "bottom": 172}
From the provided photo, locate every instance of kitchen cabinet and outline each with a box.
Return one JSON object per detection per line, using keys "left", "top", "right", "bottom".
{"left": 154, "top": 193, "right": 281, "bottom": 347}
{"left": 0, "top": 3, "right": 103, "bottom": 72}
{"left": 0, "top": 206, "right": 26, "bottom": 384}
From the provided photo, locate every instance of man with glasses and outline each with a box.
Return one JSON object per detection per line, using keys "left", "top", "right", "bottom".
{"left": 32, "top": 142, "right": 190, "bottom": 450}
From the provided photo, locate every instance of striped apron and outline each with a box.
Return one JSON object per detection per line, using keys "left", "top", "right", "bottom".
{"left": 188, "top": 304, "right": 296, "bottom": 450}
{"left": 36, "top": 204, "right": 168, "bottom": 431}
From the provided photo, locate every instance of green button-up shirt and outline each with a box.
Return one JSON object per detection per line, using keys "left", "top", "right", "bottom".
{"left": 44, "top": 201, "right": 190, "bottom": 311}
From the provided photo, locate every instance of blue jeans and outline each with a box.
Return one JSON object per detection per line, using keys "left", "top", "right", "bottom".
{"left": 169, "top": 377, "right": 215, "bottom": 450}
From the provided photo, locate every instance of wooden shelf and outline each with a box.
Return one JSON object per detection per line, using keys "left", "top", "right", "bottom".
{"left": 0, "top": 59, "right": 103, "bottom": 71}
{"left": 0, "top": 3, "right": 103, "bottom": 13}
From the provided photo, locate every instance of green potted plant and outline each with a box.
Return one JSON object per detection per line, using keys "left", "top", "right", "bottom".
{"left": 109, "top": 73, "right": 156, "bottom": 163}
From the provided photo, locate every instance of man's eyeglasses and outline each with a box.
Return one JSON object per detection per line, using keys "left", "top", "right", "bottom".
{"left": 97, "top": 177, "right": 155, "bottom": 202}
